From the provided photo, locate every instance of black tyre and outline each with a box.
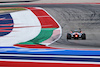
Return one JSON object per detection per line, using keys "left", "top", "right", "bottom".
{"left": 67, "top": 33, "right": 71, "bottom": 40}
{"left": 81, "top": 33, "right": 86, "bottom": 40}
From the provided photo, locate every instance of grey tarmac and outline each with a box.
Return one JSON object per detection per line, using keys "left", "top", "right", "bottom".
{"left": 43, "top": 4, "right": 100, "bottom": 49}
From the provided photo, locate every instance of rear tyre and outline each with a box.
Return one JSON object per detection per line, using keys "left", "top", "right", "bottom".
{"left": 81, "top": 33, "right": 86, "bottom": 40}
{"left": 67, "top": 33, "right": 71, "bottom": 40}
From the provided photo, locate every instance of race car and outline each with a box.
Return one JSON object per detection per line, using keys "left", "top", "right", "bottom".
{"left": 67, "top": 29, "right": 86, "bottom": 40}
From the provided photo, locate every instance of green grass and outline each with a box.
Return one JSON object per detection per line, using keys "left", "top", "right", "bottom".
{"left": 0, "top": 8, "right": 26, "bottom": 11}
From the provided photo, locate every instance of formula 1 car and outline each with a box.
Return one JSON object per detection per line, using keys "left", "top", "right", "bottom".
{"left": 67, "top": 29, "right": 86, "bottom": 40}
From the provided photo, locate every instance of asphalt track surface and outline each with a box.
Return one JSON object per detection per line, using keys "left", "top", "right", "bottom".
{"left": 1, "top": 4, "right": 100, "bottom": 49}
{"left": 44, "top": 4, "right": 100, "bottom": 49}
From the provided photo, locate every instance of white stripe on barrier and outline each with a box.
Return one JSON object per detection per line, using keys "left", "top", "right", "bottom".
{"left": 0, "top": 59, "right": 100, "bottom": 64}
{"left": 0, "top": 10, "right": 41, "bottom": 46}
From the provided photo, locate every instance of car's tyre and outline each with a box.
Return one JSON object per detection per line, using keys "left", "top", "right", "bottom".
{"left": 67, "top": 33, "right": 71, "bottom": 40}
{"left": 81, "top": 33, "right": 86, "bottom": 40}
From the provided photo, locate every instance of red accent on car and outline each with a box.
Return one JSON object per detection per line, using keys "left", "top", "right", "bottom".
{"left": 70, "top": 31, "right": 72, "bottom": 33}
{"left": 75, "top": 34, "right": 78, "bottom": 37}
{"left": 81, "top": 31, "right": 82, "bottom": 33}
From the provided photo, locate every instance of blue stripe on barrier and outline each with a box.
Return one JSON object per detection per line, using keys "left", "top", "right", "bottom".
{"left": 0, "top": 56, "right": 100, "bottom": 62}
{"left": 0, "top": 47, "right": 100, "bottom": 56}
{"left": 0, "top": 14, "right": 14, "bottom": 36}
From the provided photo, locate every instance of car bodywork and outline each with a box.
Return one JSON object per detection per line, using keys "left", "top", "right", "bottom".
{"left": 67, "top": 29, "right": 86, "bottom": 40}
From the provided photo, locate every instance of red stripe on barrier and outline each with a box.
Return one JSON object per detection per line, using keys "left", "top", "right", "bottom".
{"left": 0, "top": 30, "right": 12, "bottom": 32}
{"left": 38, "top": 17, "right": 59, "bottom": 28}
{"left": 0, "top": 19, "right": 13, "bottom": 20}
{"left": 29, "top": 9, "right": 49, "bottom": 16}
{"left": 0, "top": 23, "right": 13, "bottom": 26}
{"left": 14, "top": 44, "right": 100, "bottom": 50}
{"left": 14, "top": 44, "right": 58, "bottom": 49}
{"left": 25, "top": 7, "right": 39, "bottom": 10}
{"left": 26, "top": 7, "right": 59, "bottom": 28}
{"left": 0, "top": 61, "right": 100, "bottom": 67}
{"left": 0, "top": 26, "right": 39, "bottom": 29}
